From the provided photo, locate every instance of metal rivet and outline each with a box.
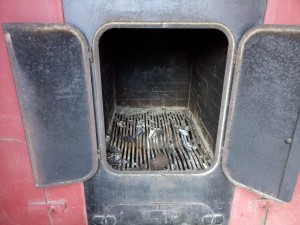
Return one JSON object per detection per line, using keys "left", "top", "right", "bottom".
{"left": 285, "top": 138, "right": 292, "bottom": 144}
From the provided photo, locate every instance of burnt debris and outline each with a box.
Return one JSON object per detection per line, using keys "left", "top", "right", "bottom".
{"left": 149, "top": 153, "right": 169, "bottom": 170}
{"left": 106, "top": 107, "right": 213, "bottom": 171}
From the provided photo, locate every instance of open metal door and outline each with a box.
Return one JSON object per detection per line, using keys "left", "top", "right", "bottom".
{"left": 4, "top": 24, "right": 98, "bottom": 187}
{"left": 223, "top": 25, "right": 300, "bottom": 202}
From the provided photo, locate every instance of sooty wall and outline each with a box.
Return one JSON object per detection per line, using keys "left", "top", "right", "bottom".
{"left": 99, "top": 28, "right": 228, "bottom": 151}
{"left": 190, "top": 31, "right": 228, "bottom": 151}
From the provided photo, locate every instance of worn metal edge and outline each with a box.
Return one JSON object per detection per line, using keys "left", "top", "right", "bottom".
{"left": 222, "top": 24, "right": 300, "bottom": 202}
{"left": 277, "top": 111, "right": 300, "bottom": 202}
{"left": 3, "top": 23, "right": 99, "bottom": 187}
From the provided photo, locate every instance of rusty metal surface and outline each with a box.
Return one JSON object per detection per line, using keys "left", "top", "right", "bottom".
{"left": 223, "top": 25, "right": 300, "bottom": 202}
{"left": 3, "top": 24, "right": 98, "bottom": 187}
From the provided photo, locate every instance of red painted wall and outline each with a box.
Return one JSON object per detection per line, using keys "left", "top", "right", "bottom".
{"left": 264, "top": 0, "right": 300, "bottom": 24}
{"left": 0, "top": 0, "right": 88, "bottom": 224}
{"left": 229, "top": 0, "right": 300, "bottom": 224}
{"left": 0, "top": 0, "right": 299, "bottom": 224}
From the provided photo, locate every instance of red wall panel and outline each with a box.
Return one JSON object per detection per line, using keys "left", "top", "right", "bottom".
{"left": 0, "top": 0, "right": 87, "bottom": 224}
{"left": 264, "top": 0, "right": 300, "bottom": 24}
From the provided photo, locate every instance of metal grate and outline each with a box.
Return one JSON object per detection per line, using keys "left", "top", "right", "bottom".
{"left": 106, "top": 107, "right": 214, "bottom": 171}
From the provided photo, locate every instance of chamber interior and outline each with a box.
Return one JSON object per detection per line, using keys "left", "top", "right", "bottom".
{"left": 99, "top": 28, "right": 228, "bottom": 171}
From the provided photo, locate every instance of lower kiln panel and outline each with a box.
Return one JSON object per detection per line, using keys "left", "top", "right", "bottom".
{"left": 85, "top": 163, "right": 234, "bottom": 225}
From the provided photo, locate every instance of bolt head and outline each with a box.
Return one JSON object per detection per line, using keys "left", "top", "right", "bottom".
{"left": 285, "top": 138, "right": 292, "bottom": 144}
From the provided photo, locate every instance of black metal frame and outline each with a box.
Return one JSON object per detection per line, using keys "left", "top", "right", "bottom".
{"left": 93, "top": 22, "right": 235, "bottom": 176}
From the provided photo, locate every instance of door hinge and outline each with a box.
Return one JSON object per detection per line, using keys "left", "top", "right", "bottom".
{"left": 88, "top": 48, "right": 93, "bottom": 63}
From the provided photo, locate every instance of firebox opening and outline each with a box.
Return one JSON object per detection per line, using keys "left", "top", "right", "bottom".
{"left": 99, "top": 27, "right": 228, "bottom": 171}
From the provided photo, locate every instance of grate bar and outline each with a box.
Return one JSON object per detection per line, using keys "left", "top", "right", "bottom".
{"left": 107, "top": 108, "right": 214, "bottom": 171}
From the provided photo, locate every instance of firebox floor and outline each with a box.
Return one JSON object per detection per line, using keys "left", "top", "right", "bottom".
{"left": 105, "top": 107, "right": 214, "bottom": 171}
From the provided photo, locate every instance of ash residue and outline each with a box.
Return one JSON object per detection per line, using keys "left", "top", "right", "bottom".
{"left": 105, "top": 107, "right": 214, "bottom": 171}
{"left": 107, "top": 145, "right": 127, "bottom": 167}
